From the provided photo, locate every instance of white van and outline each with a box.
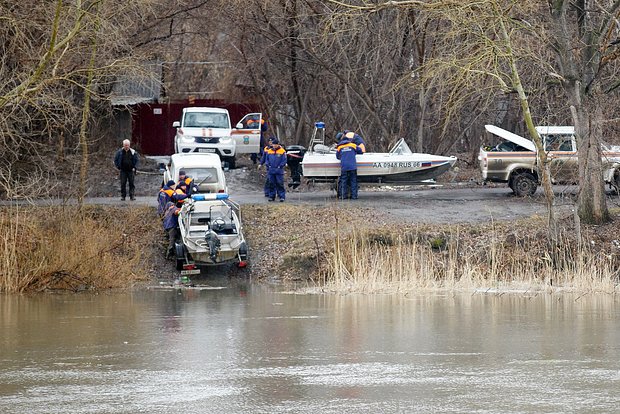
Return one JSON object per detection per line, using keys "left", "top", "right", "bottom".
{"left": 163, "top": 153, "right": 228, "bottom": 194}
{"left": 172, "top": 107, "right": 264, "bottom": 168}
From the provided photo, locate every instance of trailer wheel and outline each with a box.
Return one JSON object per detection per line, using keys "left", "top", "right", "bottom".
{"left": 512, "top": 172, "right": 537, "bottom": 197}
{"left": 174, "top": 242, "right": 186, "bottom": 271}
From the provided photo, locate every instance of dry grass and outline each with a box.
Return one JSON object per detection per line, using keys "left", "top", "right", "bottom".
{"left": 241, "top": 204, "right": 620, "bottom": 293}
{"left": 0, "top": 205, "right": 160, "bottom": 293}
{"left": 326, "top": 224, "right": 620, "bottom": 294}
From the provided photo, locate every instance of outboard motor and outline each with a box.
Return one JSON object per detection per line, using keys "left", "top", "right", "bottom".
{"left": 286, "top": 145, "right": 306, "bottom": 189}
{"left": 204, "top": 230, "right": 221, "bottom": 262}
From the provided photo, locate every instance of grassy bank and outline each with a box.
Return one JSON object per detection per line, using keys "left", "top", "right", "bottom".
{"left": 0, "top": 205, "right": 160, "bottom": 293}
{"left": 2, "top": 203, "right": 618, "bottom": 294}
{"left": 327, "top": 224, "right": 619, "bottom": 293}
{"left": 243, "top": 204, "right": 620, "bottom": 294}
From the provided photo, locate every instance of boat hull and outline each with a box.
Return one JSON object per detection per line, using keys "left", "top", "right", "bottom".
{"left": 301, "top": 152, "right": 457, "bottom": 183}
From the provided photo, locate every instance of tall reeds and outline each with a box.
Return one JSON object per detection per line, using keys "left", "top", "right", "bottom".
{"left": 326, "top": 226, "right": 619, "bottom": 294}
{"left": 0, "top": 205, "right": 158, "bottom": 293}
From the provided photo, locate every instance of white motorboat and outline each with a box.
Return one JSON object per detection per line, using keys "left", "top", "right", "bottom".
{"left": 300, "top": 123, "right": 457, "bottom": 184}
{"left": 174, "top": 193, "right": 248, "bottom": 273}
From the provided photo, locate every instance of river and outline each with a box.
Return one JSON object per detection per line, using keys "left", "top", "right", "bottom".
{"left": 1, "top": 280, "right": 619, "bottom": 413}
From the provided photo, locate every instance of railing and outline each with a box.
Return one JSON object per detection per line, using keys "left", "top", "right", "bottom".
{"left": 307, "top": 121, "right": 326, "bottom": 153}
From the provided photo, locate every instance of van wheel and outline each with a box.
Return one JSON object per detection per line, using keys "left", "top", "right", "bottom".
{"left": 223, "top": 157, "right": 236, "bottom": 170}
{"left": 512, "top": 172, "right": 537, "bottom": 197}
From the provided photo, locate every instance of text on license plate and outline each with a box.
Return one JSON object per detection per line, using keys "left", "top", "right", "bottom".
{"left": 198, "top": 148, "right": 216, "bottom": 153}
{"left": 181, "top": 269, "right": 201, "bottom": 275}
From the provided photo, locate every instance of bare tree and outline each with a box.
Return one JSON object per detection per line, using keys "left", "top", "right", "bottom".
{"left": 547, "top": 1, "right": 619, "bottom": 224}
{"left": 0, "top": 0, "right": 165, "bottom": 199}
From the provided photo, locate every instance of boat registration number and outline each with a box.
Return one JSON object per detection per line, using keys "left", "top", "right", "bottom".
{"left": 373, "top": 161, "right": 423, "bottom": 168}
{"left": 180, "top": 269, "right": 201, "bottom": 275}
{"left": 198, "top": 148, "right": 216, "bottom": 153}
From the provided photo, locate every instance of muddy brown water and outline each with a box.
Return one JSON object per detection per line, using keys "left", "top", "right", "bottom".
{"left": 2, "top": 280, "right": 620, "bottom": 413}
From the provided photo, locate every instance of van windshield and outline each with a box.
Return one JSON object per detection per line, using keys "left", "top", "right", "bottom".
{"left": 183, "top": 112, "right": 229, "bottom": 129}
{"left": 183, "top": 168, "right": 219, "bottom": 183}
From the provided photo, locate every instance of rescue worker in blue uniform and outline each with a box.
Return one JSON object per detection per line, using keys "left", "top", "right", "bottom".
{"left": 157, "top": 180, "right": 176, "bottom": 217}
{"left": 258, "top": 137, "right": 275, "bottom": 197}
{"left": 262, "top": 137, "right": 287, "bottom": 201}
{"left": 176, "top": 170, "right": 197, "bottom": 196}
{"left": 163, "top": 200, "right": 183, "bottom": 259}
{"left": 336, "top": 134, "right": 363, "bottom": 200}
{"left": 343, "top": 130, "right": 366, "bottom": 153}
{"left": 172, "top": 183, "right": 189, "bottom": 203}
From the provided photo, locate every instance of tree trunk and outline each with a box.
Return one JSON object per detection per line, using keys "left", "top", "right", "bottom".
{"left": 570, "top": 87, "right": 610, "bottom": 224}
{"left": 416, "top": 86, "right": 427, "bottom": 153}
{"left": 550, "top": 0, "right": 610, "bottom": 225}
{"left": 77, "top": 3, "right": 100, "bottom": 207}
{"left": 495, "top": 4, "right": 557, "bottom": 242}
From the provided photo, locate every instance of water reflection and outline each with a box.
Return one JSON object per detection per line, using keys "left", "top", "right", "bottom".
{"left": 1, "top": 287, "right": 619, "bottom": 413}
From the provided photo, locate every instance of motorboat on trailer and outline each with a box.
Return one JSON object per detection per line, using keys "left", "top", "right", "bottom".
{"left": 174, "top": 193, "right": 248, "bottom": 273}
{"left": 299, "top": 123, "right": 458, "bottom": 184}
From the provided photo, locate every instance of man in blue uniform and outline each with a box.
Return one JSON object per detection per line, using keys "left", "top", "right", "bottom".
{"left": 343, "top": 130, "right": 366, "bottom": 153}
{"left": 262, "top": 138, "right": 287, "bottom": 202}
{"left": 336, "top": 134, "right": 363, "bottom": 200}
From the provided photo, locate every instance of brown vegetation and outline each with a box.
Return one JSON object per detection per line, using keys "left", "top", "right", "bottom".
{"left": 242, "top": 204, "right": 620, "bottom": 293}
{"left": 0, "top": 205, "right": 159, "bottom": 293}
{"left": 327, "top": 219, "right": 620, "bottom": 294}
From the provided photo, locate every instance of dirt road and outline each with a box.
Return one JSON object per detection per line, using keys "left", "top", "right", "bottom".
{"left": 85, "top": 162, "right": 585, "bottom": 224}
{"left": 17, "top": 156, "right": 617, "bottom": 224}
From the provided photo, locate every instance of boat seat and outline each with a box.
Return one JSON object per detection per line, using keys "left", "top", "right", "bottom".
{"left": 195, "top": 216, "right": 237, "bottom": 234}
{"left": 313, "top": 144, "right": 332, "bottom": 154}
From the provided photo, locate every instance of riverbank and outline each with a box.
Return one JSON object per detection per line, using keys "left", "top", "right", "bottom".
{"left": 2, "top": 201, "right": 618, "bottom": 294}
{"left": 243, "top": 203, "right": 620, "bottom": 293}
{"left": 1, "top": 152, "right": 619, "bottom": 294}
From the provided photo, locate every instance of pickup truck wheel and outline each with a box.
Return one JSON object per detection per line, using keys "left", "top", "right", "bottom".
{"left": 512, "top": 172, "right": 537, "bottom": 197}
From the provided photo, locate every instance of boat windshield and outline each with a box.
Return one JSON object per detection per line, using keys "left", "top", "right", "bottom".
{"left": 389, "top": 138, "right": 413, "bottom": 155}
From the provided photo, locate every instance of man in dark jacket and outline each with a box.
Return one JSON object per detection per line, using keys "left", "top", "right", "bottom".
{"left": 336, "top": 134, "right": 363, "bottom": 199}
{"left": 113, "top": 139, "right": 139, "bottom": 201}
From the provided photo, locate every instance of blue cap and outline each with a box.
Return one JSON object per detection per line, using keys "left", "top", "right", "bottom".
{"left": 315, "top": 121, "right": 325, "bottom": 129}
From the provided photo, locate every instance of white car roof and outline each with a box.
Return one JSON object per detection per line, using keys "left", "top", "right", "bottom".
{"left": 170, "top": 153, "right": 222, "bottom": 169}
{"left": 183, "top": 107, "right": 228, "bottom": 114}
{"left": 535, "top": 126, "right": 574, "bottom": 135}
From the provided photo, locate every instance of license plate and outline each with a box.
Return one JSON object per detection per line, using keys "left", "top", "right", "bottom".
{"left": 198, "top": 148, "right": 216, "bottom": 153}
{"left": 180, "top": 269, "right": 201, "bottom": 275}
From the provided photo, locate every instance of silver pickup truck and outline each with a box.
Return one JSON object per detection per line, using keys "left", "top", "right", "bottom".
{"left": 478, "top": 125, "right": 620, "bottom": 196}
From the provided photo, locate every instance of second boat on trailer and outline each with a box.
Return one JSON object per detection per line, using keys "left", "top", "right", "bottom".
{"left": 174, "top": 193, "right": 248, "bottom": 275}
{"left": 299, "top": 122, "right": 458, "bottom": 185}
